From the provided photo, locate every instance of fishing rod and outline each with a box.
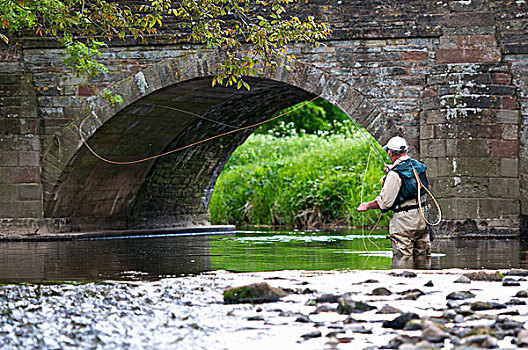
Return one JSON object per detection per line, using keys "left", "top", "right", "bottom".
{"left": 334, "top": 103, "right": 389, "bottom": 168}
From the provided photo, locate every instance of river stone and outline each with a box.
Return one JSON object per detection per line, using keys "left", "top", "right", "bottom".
{"left": 337, "top": 295, "right": 376, "bottom": 314}
{"left": 223, "top": 282, "right": 288, "bottom": 304}
{"left": 402, "top": 291, "right": 423, "bottom": 300}
{"left": 515, "top": 290, "right": 528, "bottom": 298}
{"left": 424, "top": 280, "right": 434, "bottom": 287}
{"left": 376, "top": 304, "right": 403, "bottom": 314}
{"left": 313, "top": 304, "right": 336, "bottom": 313}
{"left": 502, "top": 278, "right": 520, "bottom": 286}
{"left": 493, "top": 318, "right": 524, "bottom": 332}
{"left": 386, "top": 335, "right": 421, "bottom": 348}
{"left": 461, "top": 334, "right": 498, "bottom": 348}
{"left": 295, "top": 314, "right": 311, "bottom": 323}
{"left": 390, "top": 271, "right": 417, "bottom": 278}
{"left": 447, "top": 291, "right": 475, "bottom": 300}
{"left": 470, "top": 301, "right": 493, "bottom": 311}
{"left": 315, "top": 293, "right": 340, "bottom": 303}
{"left": 404, "top": 319, "right": 423, "bottom": 331}
{"left": 507, "top": 298, "right": 526, "bottom": 305}
{"left": 301, "top": 331, "right": 321, "bottom": 339}
{"left": 421, "top": 321, "right": 449, "bottom": 342}
{"left": 382, "top": 312, "right": 420, "bottom": 329}
{"left": 371, "top": 287, "right": 392, "bottom": 296}
{"left": 454, "top": 275, "right": 471, "bottom": 284}
{"left": 504, "top": 269, "right": 528, "bottom": 277}
{"left": 463, "top": 271, "right": 503, "bottom": 282}
{"left": 516, "top": 329, "right": 528, "bottom": 347}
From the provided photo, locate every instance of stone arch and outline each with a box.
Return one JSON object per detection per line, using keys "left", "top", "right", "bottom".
{"left": 41, "top": 52, "right": 400, "bottom": 232}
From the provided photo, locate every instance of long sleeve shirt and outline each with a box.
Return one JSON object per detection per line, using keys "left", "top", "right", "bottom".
{"left": 375, "top": 155, "right": 426, "bottom": 234}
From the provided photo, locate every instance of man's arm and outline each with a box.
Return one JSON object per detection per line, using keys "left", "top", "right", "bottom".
{"left": 357, "top": 200, "right": 380, "bottom": 212}
{"left": 357, "top": 171, "right": 401, "bottom": 212}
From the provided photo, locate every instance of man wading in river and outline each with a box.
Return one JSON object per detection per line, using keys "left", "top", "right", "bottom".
{"left": 357, "top": 136, "right": 430, "bottom": 267}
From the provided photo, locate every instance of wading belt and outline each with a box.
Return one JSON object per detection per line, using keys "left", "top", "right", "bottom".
{"left": 382, "top": 202, "right": 426, "bottom": 213}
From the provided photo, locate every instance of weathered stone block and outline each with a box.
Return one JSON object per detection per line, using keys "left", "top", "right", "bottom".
{"left": 479, "top": 199, "right": 520, "bottom": 218}
{"left": 13, "top": 201, "right": 42, "bottom": 218}
{"left": 502, "top": 124, "right": 518, "bottom": 141}
{"left": 489, "top": 178, "right": 520, "bottom": 199}
{"left": 454, "top": 198, "right": 479, "bottom": 220}
{"left": 456, "top": 157, "right": 500, "bottom": 177}
{"left": 16, "top": 167, "right": 40, "bottom": 184}
{"left": 17, "top": 184, "right": 42, "bottom": 201}
{"left": 425, "top": 110, "right": 446, "bottom": 124}
{"left": 490, "top": 140, "right": 518, "bottom": 158}
{"left": 436, "top": 48, "right": 501, "bottom": 64}
{"left": 492, "top": 73, "right": 512, "bottom": 85}
{"left": 420, "top": 124, "right": 434, "bottom": 139}
{"left": 496, "top": 110, "right": 520, "bottom": 124}
{"left": 0, "top": 167, "right": 16, "bottom": 184}
{"left": 500, "top": 158, "right": 519, "bottom": 177}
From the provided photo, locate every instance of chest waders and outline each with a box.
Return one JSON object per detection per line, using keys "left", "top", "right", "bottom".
{"left": 381, "top": 158, "right": 442, "bottom": 241}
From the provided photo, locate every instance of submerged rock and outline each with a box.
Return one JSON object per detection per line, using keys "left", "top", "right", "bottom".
{"left": 463, "top": 271, "right": 503, "bottom": 282}
{"left": 223, "top": 282, "right": 287, "bottom": 304}
{"left": 337, "top": 295, "right": 376, "bottom": 314}
{"left": 382, "top": 313, "right": 420, "bottom": 330}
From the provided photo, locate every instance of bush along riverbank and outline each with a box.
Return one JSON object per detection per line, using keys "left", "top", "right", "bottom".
{"left": 209, "top": 122, "right": 391, "bottom": 229}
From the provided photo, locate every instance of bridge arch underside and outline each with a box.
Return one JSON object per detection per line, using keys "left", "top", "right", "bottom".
{"left": 46, "top": 78, "right": 314, "bottom": 231}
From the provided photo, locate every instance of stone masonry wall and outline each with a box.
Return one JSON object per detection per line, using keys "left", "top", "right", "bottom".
{"left": 0, "top": 46, "right": 42, "bottom": 234}
{"left": 0, "top": 0, "right": 527, "bottom": 236}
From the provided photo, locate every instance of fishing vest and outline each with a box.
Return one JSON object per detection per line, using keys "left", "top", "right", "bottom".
{"left": 384, "top": 158, "right": 429, "bottom": 213}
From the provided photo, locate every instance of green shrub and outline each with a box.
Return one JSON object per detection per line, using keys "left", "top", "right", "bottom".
{"left": 210, "top": 123, "right": 391, "bottom": 229}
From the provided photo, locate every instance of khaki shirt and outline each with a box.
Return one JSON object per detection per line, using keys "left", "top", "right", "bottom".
{"left": 375, "top": 155, "right": 426, "bottom": 234}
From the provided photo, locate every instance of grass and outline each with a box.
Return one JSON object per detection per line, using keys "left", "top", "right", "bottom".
{"left": 210, "top": 124, "right": 391, "bottom": 229}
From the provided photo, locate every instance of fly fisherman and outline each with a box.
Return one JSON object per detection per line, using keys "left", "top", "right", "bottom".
{"left": 357, "top": 136, "right": 431, "bottom": 264}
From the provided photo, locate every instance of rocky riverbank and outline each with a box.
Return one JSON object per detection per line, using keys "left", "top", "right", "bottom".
{"left": 2, "top": 269, "right": 528, "bottom": 349}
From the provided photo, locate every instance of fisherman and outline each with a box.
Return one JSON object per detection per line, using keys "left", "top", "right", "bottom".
{"left": 357, "top": 136, "right": 430, "bottom": 263}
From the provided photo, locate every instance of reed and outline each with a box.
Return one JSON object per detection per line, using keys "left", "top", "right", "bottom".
{"left": 210, "top": 122, "right": 391, "bottom": 229}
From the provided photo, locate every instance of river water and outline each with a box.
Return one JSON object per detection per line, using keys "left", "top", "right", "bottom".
{"left": 1, "top": 230, "right": 528, "bottom": 349}
{"left": 0, "top": 229, "right": 525, "bottom": 282}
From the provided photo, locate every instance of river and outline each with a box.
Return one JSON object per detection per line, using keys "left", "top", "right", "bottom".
{"left": 1, "top": 230, "right": 527, "bottom": 349}
{"left": 0, "top": 229, "right": 525, "bottom": 282}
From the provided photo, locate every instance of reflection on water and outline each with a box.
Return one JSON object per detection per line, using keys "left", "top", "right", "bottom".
{"left": 0, "top": 230, "right": 526, "bottom": 282}
{"left": 0, "top": 236, "right": 211, "bottom": 282}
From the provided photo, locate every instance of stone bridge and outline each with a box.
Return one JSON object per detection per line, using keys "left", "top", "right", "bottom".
{"left": 0, "top": 0, "right": 527, "bottom": 237}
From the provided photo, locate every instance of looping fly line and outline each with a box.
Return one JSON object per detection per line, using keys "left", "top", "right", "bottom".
{"left": 79, "top": 95, "right": 321, "bottom": 165}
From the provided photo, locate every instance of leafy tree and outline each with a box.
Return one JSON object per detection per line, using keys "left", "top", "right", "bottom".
{"left": 256, "top": 98, "right": 350, "bottom": 136}
{"left": 0, "top": 0, "right": 330, "bottom": 98}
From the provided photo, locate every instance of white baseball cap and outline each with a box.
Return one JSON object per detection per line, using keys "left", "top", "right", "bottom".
{"left": 383, "top": 136, "right": 408, "bottom": 152}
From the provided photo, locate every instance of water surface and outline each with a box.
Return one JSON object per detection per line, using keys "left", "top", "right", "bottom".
{"left": 0, "top": 230, "right": 525, "bottom": 282}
